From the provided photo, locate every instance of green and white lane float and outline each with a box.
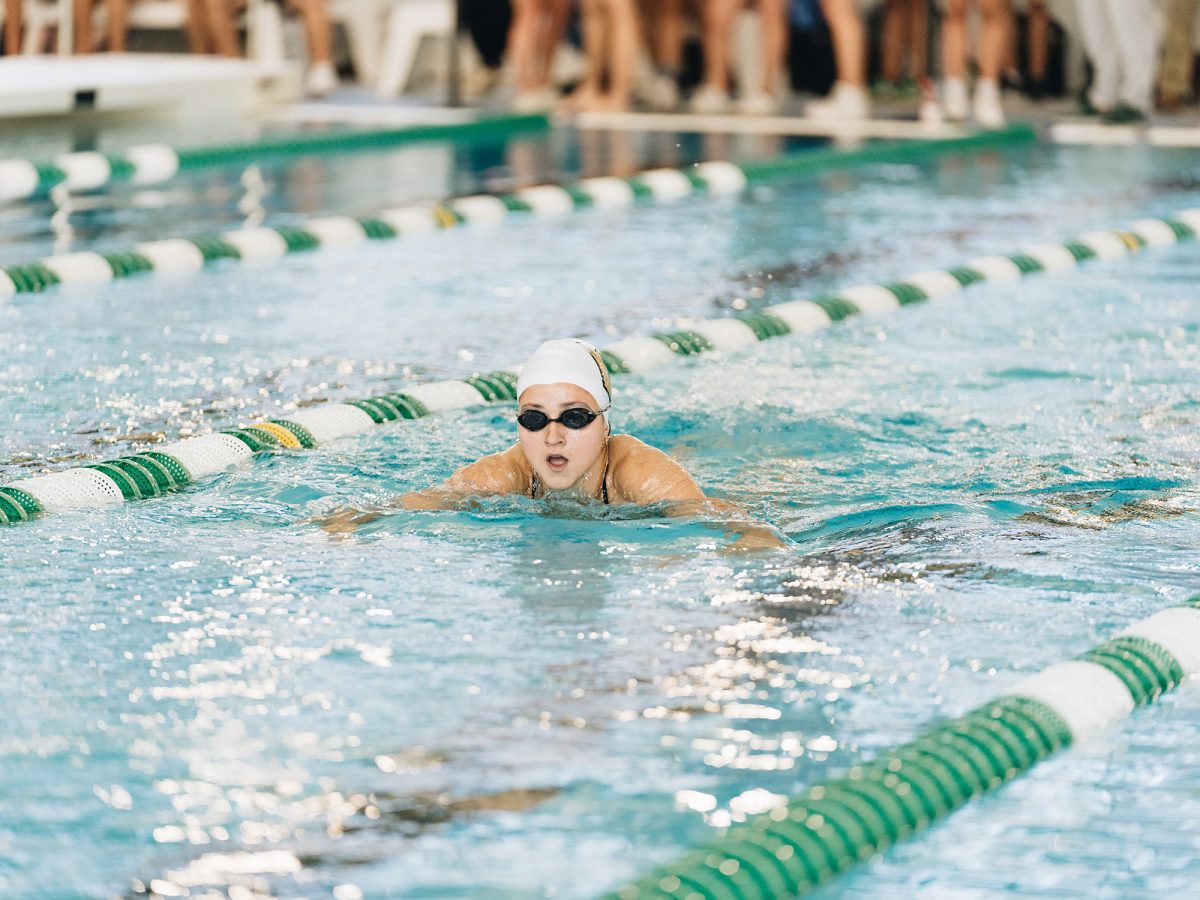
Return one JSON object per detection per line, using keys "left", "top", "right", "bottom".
{"left": 1, "top": 205, "right": 1196, "bottom": 525}
{"left": 0, "top": 112, "right": 550, "bottom": 202}
{"left": 604, "top": 596, "right": 1200, "bottom": 899}
{"left": 0, "top": 125, "right": 1036, "bottom": 297}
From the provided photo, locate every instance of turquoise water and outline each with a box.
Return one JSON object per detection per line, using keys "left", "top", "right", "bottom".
{"left": 2, "top": 127, "right": 1200, "bottom": 898}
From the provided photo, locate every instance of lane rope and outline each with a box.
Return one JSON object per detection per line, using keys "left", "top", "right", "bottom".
{"left": 0, "top": 113, "right": 550, "bottom": 203}
{"left": 602, "top": 596, "right": 1200, "bottom": 899}
{"left": 0, "top": 125, "right": 1036, "bottom": 297}
{"left": 0, "top": 202, "right": 1192, "bottom": 526}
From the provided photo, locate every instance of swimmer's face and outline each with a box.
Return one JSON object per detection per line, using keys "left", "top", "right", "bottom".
{"left": 517, "top": 382, "right": 607, "bottom": 496}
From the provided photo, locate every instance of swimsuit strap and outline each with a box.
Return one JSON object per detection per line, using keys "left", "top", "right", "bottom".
{"left": 530, "top": 455, "right": 609, "bottom": 505}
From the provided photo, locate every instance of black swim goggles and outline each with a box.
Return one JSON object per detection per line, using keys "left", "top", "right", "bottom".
{"left": 517, "top": 406, "right": 607, "bottom": 431}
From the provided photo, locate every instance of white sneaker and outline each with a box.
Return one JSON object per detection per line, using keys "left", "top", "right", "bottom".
{"left": 942, "top": 77, "right": 969, "bottom": 121}
{"left": 304, "top": 61, "right": 337, "bottom": 98}
{"left": 917, "top": 78, "right": 944, "bottom": 124}
{"left": 643, "top": 72, "right": 681, "bottom": 111}
{"left": 973, "top": 78, "right": 1006, "bottom": 128}
{"left": 463, "top": 66, "right": 502, "bottom": 101}
{"left": 805, "top": 81, "right": 870, "bottom": 120}
{"left": 511, "top": 86, "right": 558, "bottom": 112}
{"left": 690, "top": 85, "right": 731, "bottom": 114}
{"left": 737, "top": 91, "right": 780, "bottom": 116}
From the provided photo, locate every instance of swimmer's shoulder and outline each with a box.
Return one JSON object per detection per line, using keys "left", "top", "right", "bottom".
{"left": 448, "top": 442, "right": 531, "bottom": 494}
{"left": 400, "top": 444, "right": 529, "bottom": 510}
{"left": 608, "top": 434, "right": 705, "bottom": 504}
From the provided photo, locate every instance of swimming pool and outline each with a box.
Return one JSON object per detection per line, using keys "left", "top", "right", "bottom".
{"left": 2, "top": 124, "right": 1199, "bottom": 898}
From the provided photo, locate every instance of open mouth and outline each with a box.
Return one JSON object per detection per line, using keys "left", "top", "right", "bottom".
{"left": 546, "top": 454, "right": 569, "bottom": 473}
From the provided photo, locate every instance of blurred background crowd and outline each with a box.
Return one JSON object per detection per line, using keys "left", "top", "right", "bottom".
{"left": 4, "top": 0, "right": 1197, "bottom": 126}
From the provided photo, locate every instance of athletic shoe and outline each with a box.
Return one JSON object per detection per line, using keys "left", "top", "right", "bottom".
{"left": 690, "top": 85, "right": 731, "bottom": 115}
{"left": 942, "top": 77, "right": 969, "bottom": 121}
{"left": 643, "top": 72, "right": 681, "bottom": 111}
{"left": 917, "top": 77, "right": 943, "bottom": 123}
{"left": 1102, "top": 104, "right": 1146, "bottom": 125}
{"left": 304, "top": 61, "right": 337, "bottom": 98}
{"left": 738, "top": 91, "right": 780, "bottom": 116}
{"left": 972, "top": 78, "right": 1006, "bottom": 128}
{"left": 463, "top": 66, "right": 503, "bottom": 101}
{"left": 805, "top": 81, "right": 870, "bottom": 120}
{"left": 512, "top": 86, "right": 559, "bottom": 112}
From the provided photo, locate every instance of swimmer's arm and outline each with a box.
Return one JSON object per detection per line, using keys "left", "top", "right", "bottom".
{"left": 397, "top": 445, "right": 527, "bottom": 510}
{"left": 313, "top": 447, "right": 525, "bottom": 532}
{"left": 618, "top": 444, "right": 786, "bottom": 551}
{"left": 665, "top": 497, "right": 788, "bottom": 552}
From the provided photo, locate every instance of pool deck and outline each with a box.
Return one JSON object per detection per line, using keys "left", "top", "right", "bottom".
{"left": 3, "top": 53, "right": 1199, "bottom": 148}
{"left": 283, "top": 85, "right": 1200, "bottom": 147}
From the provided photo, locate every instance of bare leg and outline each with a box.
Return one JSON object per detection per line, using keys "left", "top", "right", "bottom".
{"left": 642, "top": 0, "right": 683, "bottom": 70}
{"left": 882, "top": 0, "right": 903, "bottom": 83}
{"left": 977, "top": 0, "right": 1009, "bottom": 82}
{"left": 292, "top": 0, "right": 332, "bottom": 64}
{"left": 807, "top": 0, "right": 869, "bottom": 116}
{"left": 941, "top": 0, "right": 967, "bottom": 79}
{"left": 1159, "top": 0, "right": 1199, "bottom": 107}
{"left": 74, "top": 0, "right": 94, "bottom": 53}
{"left": 565, "top": 0, "right": 605, "bottom": 108}
{"left": 3, "top": 0, "right": 20, "bottom": 55}
{"left": 820, "top": 0, "right": 866, "bottom": 87}
{"left": 756, "top": 0, "right": 787, "bottom": 93}
{"left": 106, "top": 0, "right": 128, "bottom": 51}
{"left": 700, "top": 0, "right": 737, "bottom": 93}
{"left": 1027, "top": 0, "right": 1048, "bottom": 82}
{"left": 599, "top": 0, "right": 638, "bottom": 109}
{"left": 908, "top": 0, "right": 927, "bottom": 79}
{"left": 537, "top": 0, "right": 569, "bottom": 84}
{"left": 508, "top": 0, "right": 540, "bottom": 93}
{"left": 205, "top": 0, "right": 240, "bottom": 56}
{"left": 184, "top": 0, "right": 208, "bottom": 51}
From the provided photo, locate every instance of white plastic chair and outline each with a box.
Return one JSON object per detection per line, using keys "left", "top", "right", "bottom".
{"left": 18, "top": 0, "right": 64, "bottom": 53}
{"left": 126, "top": 0, "right": 185, "bottom": 30}
{"left": 374, "top": 0, "right": 454, "bottom": 97}
{"left": 326, "top": 0, "right": 388, "bottom": 85}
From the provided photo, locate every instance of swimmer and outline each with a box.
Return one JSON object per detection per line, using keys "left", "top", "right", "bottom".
{"left": 319, "top": 339, "right": 784, "bottom": 550}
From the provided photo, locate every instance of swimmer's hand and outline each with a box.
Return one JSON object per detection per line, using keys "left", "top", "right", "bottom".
{"left": 665, "top": 498, "right": 789, "bottom": 552}
{"left": 723, "top": 524, "right": 789, "bottom": 553}
{"left": 310, "top": 506, "right": 390, "bottom": 534}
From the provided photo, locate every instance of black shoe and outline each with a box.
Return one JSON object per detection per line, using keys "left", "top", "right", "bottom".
{"left": 1102, "top": 103, "right": 1146, "bottom": 125}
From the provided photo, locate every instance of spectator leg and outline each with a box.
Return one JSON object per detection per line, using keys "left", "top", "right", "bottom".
{"left": 941, "top": 0, "right": 968, "bottom": 79}
{"left": 700, "top": 0, "right": 738, "bottom": 93}
{"left": 1027, "top": 0, "right": 1048, "bottom": 83}
{"left": 74, "top": 0, "right": 93, "bottom": 53}
{"left": 291, "top": 0, "right": 332, "bottom": 65}
{"left": 509, "top": 0, "right": 544, "bottom": 92}
{"left": 602, "top": 0, "right": 639, "bottom": 109}
{"left": 106, "top": 0, "right": 128, "bottom": 51}
{"left": 3, "top": 0, "right": 19, "bottom": 55}
{"left": 882, "top": 0, "right": 904, "bottom": 83}
{"left": 820, "top": 0, "right": 867, "bottom": 87}
{"left": 1158, "top": 0, "right": 1198, "bottom": 106}
{"left": 198, "top": 0, "right": 240, "bottom": 56}
{"left": 538, "top": 0, "right": 569, "bottom": 85}
{"left": 757, "top": 0, "right": 788, "bottom": 94}
{"left": 976, "top": 0, "right": 1009, "bottom": 83}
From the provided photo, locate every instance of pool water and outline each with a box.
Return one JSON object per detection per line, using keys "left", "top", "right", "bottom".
{"left": 1, "top": 125, "right": 1199, "bottom": 898}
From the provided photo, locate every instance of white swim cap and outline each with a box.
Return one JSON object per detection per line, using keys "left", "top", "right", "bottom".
{"left": 516, "top": 339, "right": 612, "bottom": 413}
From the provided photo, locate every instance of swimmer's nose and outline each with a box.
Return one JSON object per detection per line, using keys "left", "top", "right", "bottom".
{"left": 544, "top": 422, "right": 567, "bottom": 444}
